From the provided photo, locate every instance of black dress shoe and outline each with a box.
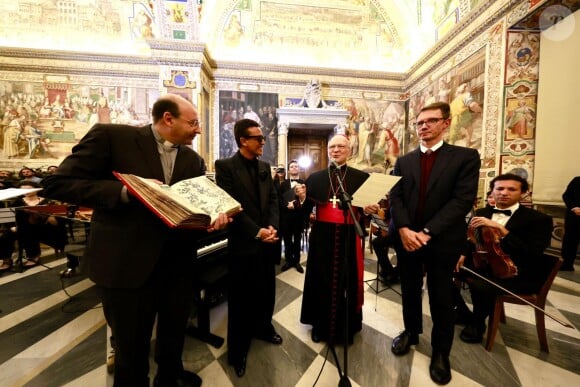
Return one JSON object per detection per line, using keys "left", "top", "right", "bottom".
{"left": 454, "top": 308, "right": 474, "bottom": 326}
{"left": 256, "top": 332, "right": 283, "bottom": 345}
{"left": 311, "top": 330, "right": 321, "bottom": 343}
{"left": 429, "top": 352, "right": 451, "bottom": 385}
{"left": 234, "top": 355, "right": 247, "bottom": 377}
{"left": 281, "top": 262, "right": 293, "bottom": 271}
{"left": 460, "top": 324, "right": 484, "bottom": 343}
{"left": 295, "top": 263, "right": 304, "bottom": 273}
{"left": 153, "top": 370, "right": 202, "bottom": 387}
{"left": 379, "top": 270, "right": 399, "bottom": 284}
{"left": 391, "top": 331, "right": 418, "bottom": 356}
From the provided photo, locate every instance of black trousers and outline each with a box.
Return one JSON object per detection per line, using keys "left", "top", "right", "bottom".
{"left": 372, "top": 234, "right": 396, "bottom": 274}
{"left": 561, "top": 212, "right": 580, "bottom": 268}
{"left": 395, "top": 243, "right": 457, "bottom": 356}
{"left": 227, "top": 249, "right": 276, "bottom": 363}
{"left": 99, "top": 250, "right": 195, "bottom": 387}
{"left": 282, "top": 213, "right": 304, "bottom": 264}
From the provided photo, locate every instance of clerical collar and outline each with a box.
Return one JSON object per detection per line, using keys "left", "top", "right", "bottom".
{"left": 420, "top": 140, "right": 443, "bottom": 154}
{"left": 151, "top": 126, "right": 177, "bottom": 148}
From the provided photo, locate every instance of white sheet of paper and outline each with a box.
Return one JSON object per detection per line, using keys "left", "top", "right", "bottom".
{"left": 0, "top": 187, "right": 43, "bottom": 201}
{"left": 351, "top": 173, "right": 401, "bottom": 208}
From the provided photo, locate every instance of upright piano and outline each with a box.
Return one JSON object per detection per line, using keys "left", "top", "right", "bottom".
{"left": 189, "top": 229, "right": 230, "bottom": 348}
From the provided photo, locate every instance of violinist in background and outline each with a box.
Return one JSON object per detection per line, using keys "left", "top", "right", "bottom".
{"left": 456, "top": 173, "right": 552, "bottom": 344}
{"left": 371, "top": 195, "right": 399, "bottom": 283}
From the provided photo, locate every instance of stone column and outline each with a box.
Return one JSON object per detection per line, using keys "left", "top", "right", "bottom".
{"left": 277, "top": 121, "right": 289, "bottom": 166}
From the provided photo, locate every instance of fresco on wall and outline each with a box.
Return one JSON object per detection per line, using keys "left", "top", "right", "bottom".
{"left": 0, "top": 0, "right": 156, "bottom": 54}
{"left": 500, "top": 154, "right": 535, "bottom": 194}
{"left": 218, "top": 91, "right": 279, "bottom": 166}
{"left": 342, "top": 98, "right": 405, "bottom": 173}
{"left": 505, "top": 31, "right": 540, "bottom": 85}
{"left": 129, "top": 1, "right": 158, "bottom": 40}
{"left": 214, "top": 0, "right": 407, "bottom": 71}
{"left": 406, "top": 46, "right": 485, "bottom": 153}
{"left": 501, "top": 32, "right": 540, "bottom": 156}
{"left": 505, "top": 96, "right": 536, "bottom": 140}
{"left": 0, "top": 78, "right": 154, "bottom": 167}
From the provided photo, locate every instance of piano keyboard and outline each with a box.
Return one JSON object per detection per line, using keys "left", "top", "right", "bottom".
{"left": 198, "top": 238, "right": 228, "bottom": 258}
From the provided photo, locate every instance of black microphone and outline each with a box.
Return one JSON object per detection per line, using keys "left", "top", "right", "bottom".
{"left": 329, "top": 158, "right": 340, "bottom": 169}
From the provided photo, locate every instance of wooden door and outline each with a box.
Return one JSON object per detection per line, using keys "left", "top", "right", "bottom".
{"left": 287, "top": 134, "right": 327, "bottom": 179}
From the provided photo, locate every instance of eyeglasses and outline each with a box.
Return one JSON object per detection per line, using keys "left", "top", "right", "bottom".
{"left": 184, "top": 119, "right": 201, "bottom": 128}
{"left": 414, "top": 117, "right": 445, "bottom": 128}
{"left": 244, "top": 135, "right": 266, "bottom": 142}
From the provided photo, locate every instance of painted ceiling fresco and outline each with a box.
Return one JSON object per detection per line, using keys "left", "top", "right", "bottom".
{"left": 0, "top": 0, "right": 489, "bottom": 72}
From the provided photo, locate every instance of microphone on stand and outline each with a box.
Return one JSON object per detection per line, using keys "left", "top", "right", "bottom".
{"left": 329, "top": 158, "right": 340, "bottom": 170}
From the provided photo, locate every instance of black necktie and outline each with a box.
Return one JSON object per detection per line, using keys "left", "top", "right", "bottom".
{"left": 492, "top": 208, "right": 512, "bottom": 216}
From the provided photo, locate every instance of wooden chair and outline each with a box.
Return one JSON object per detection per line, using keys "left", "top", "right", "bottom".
{"left": 485, "top": 254, "right": 563, "bottom": 352}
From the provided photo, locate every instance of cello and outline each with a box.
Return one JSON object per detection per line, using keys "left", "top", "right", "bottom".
{"left": 467, "top": 216, "right": 518, "bottom": 279}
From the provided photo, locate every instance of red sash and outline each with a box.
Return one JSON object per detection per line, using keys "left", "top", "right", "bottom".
{"left": 315, "top": 202, "right": 364, "bottom": 311}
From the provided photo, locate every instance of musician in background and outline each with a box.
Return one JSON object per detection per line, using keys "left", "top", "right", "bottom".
{"left": 43, "top": 94, "right": 229, "bottom": 387}
{"left": 456, "top": 173, "right": 552, "bottom": 344}
{"left": 280, "top": 160, "right": 306, "bottom": 273}
{"left": 371, "top": 195, "right": 399, "bottom": 283}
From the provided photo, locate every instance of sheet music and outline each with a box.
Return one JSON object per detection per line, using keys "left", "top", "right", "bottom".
{"left": 351, "top": 173, "right": 401, "bottom": 208}
{"left": 0, "top": 187, "right": 42, "bottom": 201}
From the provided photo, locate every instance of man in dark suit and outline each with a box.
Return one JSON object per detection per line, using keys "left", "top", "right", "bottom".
{"left": 214, "top": 118, "right": 281, "bottom": 377}
{"left": 561, "top": 176, "right": 580, "bottom": 271}
{"left": 42, "top": 94, "right": 229, "bottom": 387}
{"left": 389, "top": 102, "right": 480, "bottom": 385}
{"left": 457, "top": 173, "right": 553, "bottom": 343}
{"left": 279, "top": 159, "right": 306, "bottom": 273}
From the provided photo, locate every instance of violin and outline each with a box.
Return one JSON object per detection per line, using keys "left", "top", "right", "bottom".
{"left": 467, "top": 223, "right": 518, "bottom": 279}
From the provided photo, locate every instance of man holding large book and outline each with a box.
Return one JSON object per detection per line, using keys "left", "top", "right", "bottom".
{"left": 215, "top": 118, "right": 281, "bottom": 378}
{"left": 43, "top": 94, "right": 229, "bottom": 387}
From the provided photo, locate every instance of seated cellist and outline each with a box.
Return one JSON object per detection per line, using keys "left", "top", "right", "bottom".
{"left": 455, "top": 173, "right": 553, "bottom": 343}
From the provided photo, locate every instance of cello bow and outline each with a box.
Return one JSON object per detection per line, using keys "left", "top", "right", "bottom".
{"left": 460, "top": 266, "right": 573, "bottom": 328}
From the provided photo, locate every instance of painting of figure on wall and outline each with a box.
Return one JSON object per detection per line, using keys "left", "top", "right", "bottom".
{"left": 129, "top": 3, "right": 158, "bottom": 39}
{"left": 505, "top": 97, "right": 536, "bottom": 140}
{"left": 0, "top": 79, "right": 153, "bottom": 166}
{"left": 218, "top": 91, "right": 279, "bottom": 166}
{"left": 405, "top": 47, "right": 485, "bottom": 153}
{"left": 343, "top": 98, "right": 405, "bottom": 173}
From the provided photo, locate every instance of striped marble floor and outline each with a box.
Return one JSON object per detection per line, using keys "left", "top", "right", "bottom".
{"left": 0, "top": 242, "right": 579, "bottom": 387}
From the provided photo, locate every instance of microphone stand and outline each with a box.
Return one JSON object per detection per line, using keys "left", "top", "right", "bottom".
{"left": 330, "top": 165, "right": 364, "bottom": 387}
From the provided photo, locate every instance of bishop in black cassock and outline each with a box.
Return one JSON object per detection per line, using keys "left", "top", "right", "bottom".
{"left": 299, "top": 150, "right": 369, "bottom": 344}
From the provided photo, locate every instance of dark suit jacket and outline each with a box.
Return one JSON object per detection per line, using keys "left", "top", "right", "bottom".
{"left": 563, "top": 177, "right": 580, "bottom": 210}
{"left": 42, "top": 124, "right": 206, "bottom": 288}
{"left": 279, "top": 179, "right": 305, "bottom": 209}
{"left": 214, "top": 152, "right": 279, "bottom": 257}
{"left": 389, "top": 142, "right": 480, "bottom": 253}
{"left": 472, "top": 205, "right": 553, "bottom": 286}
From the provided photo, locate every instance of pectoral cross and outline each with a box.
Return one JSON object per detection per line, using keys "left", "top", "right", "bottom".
{"left": 330, "top": 195, "right": 340, "bottom": 209}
